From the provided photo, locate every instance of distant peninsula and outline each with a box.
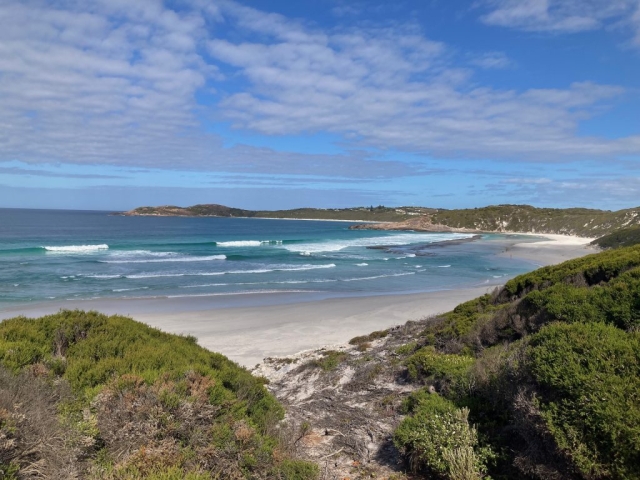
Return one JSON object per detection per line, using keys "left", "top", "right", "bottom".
{"left": 119, "top": 204, "right": 427, "bottom": 222}
{"left": 119, "top": 203, "right": 640, "bottom": 238}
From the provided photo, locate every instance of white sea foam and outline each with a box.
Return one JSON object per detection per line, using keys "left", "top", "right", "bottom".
{"left": 216, "top": 240, "right": 282, "bottom": 247}
{"left": 102, "top": 254, "right": 226, "bottom": 264}
{"left": 124, "top": 264, "right": 336, "bottom": 279}
{"left": 342, "top": 272, "right": 416, "bottom": 282}
{"left": 85, "top": 274, "right": 122, "bottom": 279}
{"left": 438, "top": 265, "right": 452, "bottom": 268}
{"left": 108, "top": 250, "right": 175, "bottom": 257}
{"left": 356, "top": 263, "right": 368, "bottom": 266}
{"left": 44, "top": 244, "right": 109, "bottom": 253}
{"left": 166, "top": 289, "right": 310, "bottom": 298}
{"left": 182, "top": 278, "right": 339, "bottom": 288}
{"left": 126, "top": 273, "right": 188, "bottom": 279}
{"left": 283, "top": 233, "right": 473, "bottom": 254}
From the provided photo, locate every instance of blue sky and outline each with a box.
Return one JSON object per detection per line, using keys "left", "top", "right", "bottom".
{"left": 0, "top": 0, "right": 639, "bottom": 211}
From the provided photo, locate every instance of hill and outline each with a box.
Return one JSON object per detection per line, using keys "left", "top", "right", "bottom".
{"left": 0, "top": 311, "right": 317, "bottom": 479}
{"left": 260, "top": 244, "right": 640, "bottom": 479}
{"left": 591, "top": 225, "right": 640, "bottom": 249}
{"left": 120, "top": 204, "right": 427, "bottom": 222}
{"left": 354, "top": 204, "right": 640, "bottom": 237}
{"left": 120, "top": 203, "right": 640, "bottom": 237}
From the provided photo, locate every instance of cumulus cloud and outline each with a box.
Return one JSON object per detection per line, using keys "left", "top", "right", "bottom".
{"left": 0, "top": 0, "right": 422, "bottom": 178}
{"left": 210, "top": 3, "right": 639, "bottom": 160}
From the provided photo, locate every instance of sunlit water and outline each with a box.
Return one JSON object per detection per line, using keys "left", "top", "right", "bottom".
{"left": 0, "top": 209, "right": 540, "bottom": 306}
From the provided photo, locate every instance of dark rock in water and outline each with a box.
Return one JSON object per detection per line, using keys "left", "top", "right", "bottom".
{"left": 366, "top": 235, "right": 482, "bottom": 255}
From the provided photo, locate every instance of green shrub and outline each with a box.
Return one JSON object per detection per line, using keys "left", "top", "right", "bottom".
{"left": 395, "top": 341, "right": 418, "bottom": 356}
{"left": 522, "top": 268, "right": 640, "bottom": 330}
{"left": 526, "top": 322, "right": 640, "bottom": 479}
{"left": 307, "top": 350, "right": 347, "bottom": 371}
{"left": 592, "top": 225, "right": 640, "bottom": 249}
{"left": 0, "top": 310, "right": 295, "bottom": 478}
{"left": 349, "top": 329, "right": 388, "bottom": 345}
{"left": 394, "top": 393, "right": 493, "bottom": 477}
{"left": 276, "top": 459, "right": 319, "bottom": 480}
{"left": 405, "top": 347, "right": 473, "bottom": 388}
{"left": 503, "top": 244, "right": 640, "bottom": 299}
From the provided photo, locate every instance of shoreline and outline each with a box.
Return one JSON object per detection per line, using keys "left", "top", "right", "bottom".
{"left": 0, "top": 232, "right": 597, "bottom": 367}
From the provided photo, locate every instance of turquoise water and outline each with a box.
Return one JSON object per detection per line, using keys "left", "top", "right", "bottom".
{"left": 0, "top": 209, "right": 538, "bottom": 306}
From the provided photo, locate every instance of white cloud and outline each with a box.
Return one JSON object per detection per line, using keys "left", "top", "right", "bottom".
{"left": 0, "top": 0, "right": 639, "bottom": 181}
{"left": 504, "top": 177, "right": 552, "bottom": 185}
{"left": 209, "top": 4, "right": 640, "bottom": 161}
{"left": 480, "top": 175, "right": 640, "bottom": 209}
{"left": 470, "top": 51, "right": 512, "bottom": 69}
{"left": 479, "top": 0, "right": 640, "bottom": 38}
{"left": 0, "top": 0, "right": 423, "bottom": 178}
{"left": 633, "top": 3, "right": 640, "bottom": 45}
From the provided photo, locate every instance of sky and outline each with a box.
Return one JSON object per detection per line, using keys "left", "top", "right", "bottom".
{"left": 0, "top": 0, "right": 639, "bottom": 211}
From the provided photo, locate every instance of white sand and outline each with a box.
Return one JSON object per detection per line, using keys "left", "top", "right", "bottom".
{"left": 0, "top": 232, "right": 598, "bottom": 367}
{"left": 133, "top": 287, "right": 496, "bottom": 367}
{"left": 497, "top": 232, "right": 596, "bottom": 266}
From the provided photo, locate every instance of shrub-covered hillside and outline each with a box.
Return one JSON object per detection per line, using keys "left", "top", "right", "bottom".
{"left": 0, "top": 311, "right": 317, "bottom": 479}
{"left": 393, "top": 244, "right": 640, "bottom": 479}
{"left": 592, "top": 225, "right": 640, "bottom": 249}
{"left": 428, "top": 204, "right": 640, "bottom": 237}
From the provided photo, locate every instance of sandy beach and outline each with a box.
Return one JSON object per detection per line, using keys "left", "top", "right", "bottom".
{"left": 498, "top": 232, "right": 596, "bottom": 265}
{"left": 0, "top": 233, "right": 597, "bottom": 367}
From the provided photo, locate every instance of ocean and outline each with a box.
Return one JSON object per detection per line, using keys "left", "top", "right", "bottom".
{"left": 0, "top": 209, "right": 540, "bottom": 308}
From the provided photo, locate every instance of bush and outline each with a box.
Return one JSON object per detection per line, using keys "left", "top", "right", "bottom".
{"left": 405, "top": 347, "right": 473, "bottom": 395}
{"left": 306, "top": 350, "right": 347, "bottom": 371}
{"left": 394, "top": 393, "right": 493, "bottom": 478}
{"left": 349, "top": 329, "right": 388, "bottom": 345}
{"left": 276, "top": 459, "right": 319, "bottom": 480}
{"left": 592, "top": 225, "right": 640, "bottom": 249}
{"left": 526, "top": 322, "right": 640, "bottom": 479}
{"left": 502, "top": 244, "right": 640, "bottom": 300}
{"left": 522, "top": 268, "right": 640, "bottom": 331}
{"left": 0, "top": 311, "right": 303, "bottom": 479}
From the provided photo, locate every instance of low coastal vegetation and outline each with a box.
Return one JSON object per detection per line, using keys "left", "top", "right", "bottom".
{"left": 121, "top": 203, "right": 640, "bottom": 237}
{"left": 0, "top": 311, "right": 317, "bottom": 479}
{"left": 592, "top": 225, "right": 640, "bottom": 249}
{"left": 428, "top": 204, "right": 640, "bottom": 237}
{"left": 392, "top": 244, "right": 640, "bottom": 479}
